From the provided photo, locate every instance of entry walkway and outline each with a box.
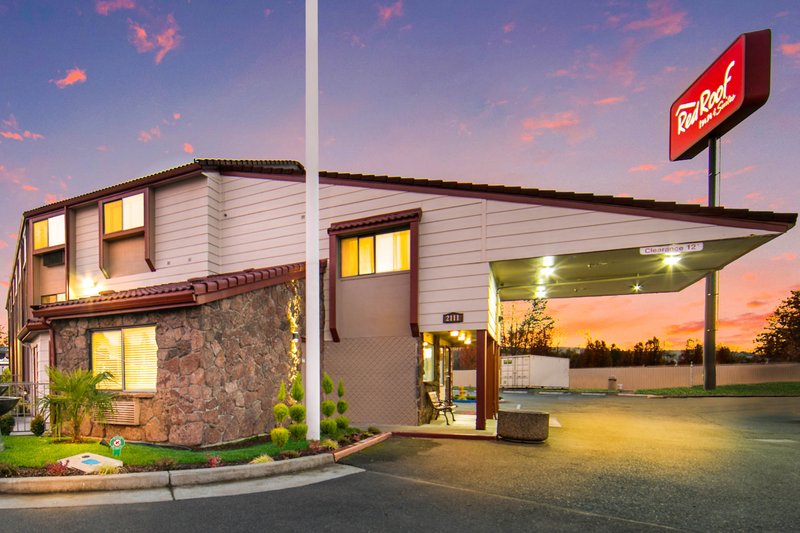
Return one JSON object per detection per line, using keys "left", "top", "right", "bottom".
{"left": 381, "top": 414, "right": 498, "bottom": 440}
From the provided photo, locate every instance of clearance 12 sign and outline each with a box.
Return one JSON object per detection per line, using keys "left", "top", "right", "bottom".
{"left": 669, "top": 29, "right": 771, "bottom": 161}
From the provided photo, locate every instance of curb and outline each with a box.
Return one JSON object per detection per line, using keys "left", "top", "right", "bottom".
{"left": 169, "top": 453, "right": 333, "bottom": 487}
{"left": 0, "top": 471, "right": 170, "bottom": 494}
{"left": 332, "top": 432, "right": 391, "bottom": 462}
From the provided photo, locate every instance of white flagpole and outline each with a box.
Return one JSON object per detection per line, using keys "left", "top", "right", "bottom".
{"left": 305, "top": 0, "right": 321, "bottom": 440}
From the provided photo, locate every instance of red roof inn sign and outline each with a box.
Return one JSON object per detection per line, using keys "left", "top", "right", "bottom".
{"left": 669, "top": 29, "right": 771, "bottom": 161}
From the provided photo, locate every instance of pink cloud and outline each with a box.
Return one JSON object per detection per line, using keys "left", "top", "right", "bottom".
{"left": 129, "top": 15, "right": 181, "bottom": 63}
{"left": 138, "top": 126, "right": 161, "bottom": 142}
{"left": 377, "top": 1, "right": 403, "bottom": 25}
{"left": 173, "top": 112, "right": 181, "bottom": 120}
{"left": 23, "top": 131, "right": 44, "bottom": 140}
{"left": 745, "top": 192, "right": 763, "bottom": 201}
{"left": 263, "top": 8, "right": 273, "bottom": 18}
{"left": 624, "top": 0, "right": 687, "bottom": 37}
{"left": 0, "top": 239, "right": 7, "bottom": 249}
{"left": 53, "top": 67, "right": 87, "bottom": 89}
{"left": 522, "top": 111, "right": 580, "bottom": 131}
{"left": 96, "top": 144, "right": 110, "bottom": 152}
{"left": 0, "top": 281, "right": 8, "bottom": 289}
{"left": 22, "top": 184, "right": 39, "bottom": 191}
{"left": 687, "top": 196, "right": 708, "bottom": 204}
{"left": 183, "top": 142, "right": 194, "bottom": 154}
{"left": 548, "top": 68, "right": 570, "bottom": 78}
{"left": 771, "top": 252, "right": 797, "bottom": 262}
{"left": 45, "top": 193, "right": 66, "bottom": 204}
{"left": 2, "top": 115, "right": 18, "bottom": 129}
{"left": 0, "top": 131, "right": 23, "bottom": 141}
{"left": 503, "top": 22, "right": 516, "bottom": 34}
{"left": 95, "top": 0, "right": 135, "bottom": 16}
{"left": 722, "top": 165, "right": 756, "bottom": 180}
{"left": 593, "top": 96, "right": 625, "bottom": 106}
{"left": 779, "top": 42, "right": 800, "bottom": 57}
{"left": 629, "top": 164, "right": 657, "bottom": 172}
{"left": 661, "top": 169, "right": 703, "bottom": 184}
{"left": 742, "top": 272, "right": 757, "bottom": 282}
{"left": 346, "top": 33, "right": 366, "bottom": 48}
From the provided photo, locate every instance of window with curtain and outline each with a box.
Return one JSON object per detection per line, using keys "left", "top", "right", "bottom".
{"left": 91, "top": 326, "right": 157, "bottom": 391}
{"left": 103, "top": 193, "right": 144, "bottom": 235}
{"left": 340, "top": 228, "right": 410, "bottom": 278}
{"left": 32, "top": 214, "right": 65, "bottom": 251}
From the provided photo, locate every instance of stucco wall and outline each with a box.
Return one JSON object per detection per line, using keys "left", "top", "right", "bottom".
{"left": 52, "top": 280, "right": 302, "bottom": 446}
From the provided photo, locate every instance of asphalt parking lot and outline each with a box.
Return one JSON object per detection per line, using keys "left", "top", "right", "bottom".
{"left": 5, "top": 394, "right": 799, "bottom": 532}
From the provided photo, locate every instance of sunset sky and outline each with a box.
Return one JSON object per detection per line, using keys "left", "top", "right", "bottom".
{"left": 1, "top": 1, "right": 798, "bottom": 350}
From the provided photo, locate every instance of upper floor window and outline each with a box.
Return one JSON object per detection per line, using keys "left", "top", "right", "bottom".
{"left": 341, "top": 228, "right": 410, "bottom": 277}
{"left": 92, "top": 326, "right": 157, "bottom": 392}
{"left": 103, "top": 193, "right": 144, "bottom": 235}
{"left": 32, "top": 214, "right": 65, "bottom": 251}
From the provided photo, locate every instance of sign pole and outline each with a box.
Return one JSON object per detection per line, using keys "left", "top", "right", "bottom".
{"left": 305, "top": 0, "right": 321, "bottom": 439}
{"left": 703, "top": 137, "right": 720, "bottom": 390}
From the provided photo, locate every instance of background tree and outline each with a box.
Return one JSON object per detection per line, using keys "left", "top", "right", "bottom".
{"left": 0, "top": 324, "right": 8, "bottom": 347}
{"left": 679, "top": 339, "right": 703, "bottom": 365}
{"left": 501, "top": 299, "right": 555, "bottom": 355}
{"left": 754, "top": 290, "right": 800, "bottom": 362}
{"left": 631, "top": 337, "right": 666, "bottom": 366}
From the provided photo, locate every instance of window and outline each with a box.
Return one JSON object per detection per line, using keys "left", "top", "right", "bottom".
{"left": 32, "top": 214, "right": 65, "bottom": 251}
{"left": 40, "top": 293, "right": 66, "bottom": 305}
{"left": 91, "top": 326, "right": 157, "bottom": 392}
{"left": 340, "top": 229, "right": 410, "bottom": 277}
{"left": 103, "top": 193, "right": 144, "bottom": 235}
{"left": 423, "top": 345, "right": 435, "bottom": 382}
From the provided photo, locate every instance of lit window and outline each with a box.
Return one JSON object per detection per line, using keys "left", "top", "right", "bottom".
{"left": 33, "top": 214, "right": 65, "bottom": 250}
{"left": 340, "top": 229, "right": 410, "bottom": 278}
{"left": 104, "top": 193, "right": 144, "bottom": 234}
{"left": 92, "top": 326, "right": 157, "bottom": 392}
{"left": 40, "top": 293, "right": 66, "bottom": 305}
{"left": 423, "top": 345, "right": 435, "bottom": 382}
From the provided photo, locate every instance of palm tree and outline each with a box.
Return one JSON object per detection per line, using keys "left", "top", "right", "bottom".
{"left": 39, "top": 367, "right": 116, "bottom": 442}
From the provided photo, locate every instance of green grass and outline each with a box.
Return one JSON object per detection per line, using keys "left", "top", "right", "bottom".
{"left": 0, "top": 436, "right": 308, "bottom": 468}
{"left": 635, "top": 382, "right": 800, "bottom": 397}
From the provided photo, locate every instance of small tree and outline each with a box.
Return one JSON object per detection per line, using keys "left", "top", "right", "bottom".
{"left": 39, "top": 367, "right": 116, "bottom": 442}
{"left": 679, "top": 339, "right": 703, "bottom": 365}
{"left": 755, "top": 290, "right": 800, "bottom": 362}
{"left": 501, "top": 299, "right": 555, "bottom": 355}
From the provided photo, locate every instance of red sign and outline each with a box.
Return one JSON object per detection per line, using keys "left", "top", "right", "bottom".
{"left": 669, "top": 29, "right": 771, "bottom": 161}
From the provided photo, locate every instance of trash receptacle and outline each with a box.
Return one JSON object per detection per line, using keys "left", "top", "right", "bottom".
{"left": 608, "top": 376, "right": 617, "bottom": 392}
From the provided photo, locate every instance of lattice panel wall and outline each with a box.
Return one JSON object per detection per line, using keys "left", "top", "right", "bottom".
{"left": 324, "top": 336, "right": 419, "bottom": 426}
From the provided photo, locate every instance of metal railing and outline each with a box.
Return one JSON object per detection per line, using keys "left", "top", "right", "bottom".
{"left": 1, "top": 381, "right": 49, "bottom": 433}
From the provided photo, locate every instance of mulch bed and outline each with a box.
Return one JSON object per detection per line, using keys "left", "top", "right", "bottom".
{"left": 2, "top": 431, "right": 376, "bottom": 478}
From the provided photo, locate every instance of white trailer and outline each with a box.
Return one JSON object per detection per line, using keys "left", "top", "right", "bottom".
{"left": 501, "top": 355, "right": 569, "bottom": 388}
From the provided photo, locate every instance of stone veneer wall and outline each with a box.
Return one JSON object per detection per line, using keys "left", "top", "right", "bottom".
{"left": 53, "top": 280, "right": 303, "bottom": 446}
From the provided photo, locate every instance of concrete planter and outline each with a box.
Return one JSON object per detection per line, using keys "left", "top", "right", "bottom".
{"left": 497, "top": 410, "right": 549, "bottom": 442}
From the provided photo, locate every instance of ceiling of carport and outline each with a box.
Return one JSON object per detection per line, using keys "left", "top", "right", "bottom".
{"left": 491, "top": 234, "right": 778, "bottom": 301}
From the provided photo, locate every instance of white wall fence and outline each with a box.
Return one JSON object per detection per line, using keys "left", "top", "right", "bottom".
{"left": 455, "top": 363, "right": 800, "bottom": 390}
{"left": 569, "top": 363, "right": 800, "bottom": 390}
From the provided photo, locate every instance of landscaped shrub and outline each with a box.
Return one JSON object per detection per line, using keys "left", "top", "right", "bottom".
{"left": 38, "top": 367, "right": 116, "bottom": 442}
{"left": 273, "top": 403, "right": 289, "bottom": 425}
{"left": 250, "top": 454, "right": 274, "bottom": 464}
{"left": 288, "top": 422, "right": 308, "bottom": 441}
{"left": 206, "top": 455, "right": 223, "bottom": 468}
{"left": 0, "top": 462, "right": 18, "bottom": 478}
{"left": 335, "top": 416, "right": 349, "bottom": 430}
{"left": 322, "top": 372, "right": 334, "bottom": 395}
{"left": 270, "top": 427, "right": 290, "bottom": 449}
{"left": 281, "top": 450, "right": 300, "bottom": 459}
{"left": 336, "top": 399, "right": 349, "bottom": 416}
{"left": 0, "top": 413, "right": 14, "bottom": 436}
{"left": 367, "top": 426, "right": 381, "bottom": 435}
{"left": 320, "top": 438, "right": 338, "bottom": 450}
{"left": 321, "top": 400, "right": 336, "bottom": 418}
{"left": 30, "top": 414, "right": 46, "bottom": 437}
{"left": 277, "top": 381, "right": 287, "bottom": 402}
{"left": 289, "top": 403, "right": 306, "bottom": 423}
{"left": 320, "top": 418, "right": 338, "bottom": 436}
{"left": 45, "top": 461, "right": 70, "bottom": 476}
{"left": 155, "top": 457, "right": 176, "bottom": 470}
{"left": 290, "top": 373, "right": 304, "bottom": 403}
{"left": 96, "top": 465, "right": 120, "bottom": 475}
